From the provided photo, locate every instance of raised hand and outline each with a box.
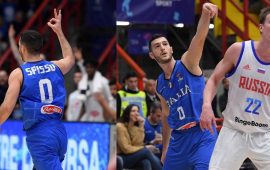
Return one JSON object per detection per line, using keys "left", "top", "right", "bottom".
{"left": 47, "top": 8, "right": 62, "bottom": 34}
{"left": 202, "top": 2, "right": 218, "bottom": 18}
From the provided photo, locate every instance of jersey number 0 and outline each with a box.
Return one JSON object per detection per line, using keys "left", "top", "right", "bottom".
{"left": 39, "top": 79, "right": 53, "bottom": 103}
{"left": 177, "top": 106, "right": 185, "bottom": 120}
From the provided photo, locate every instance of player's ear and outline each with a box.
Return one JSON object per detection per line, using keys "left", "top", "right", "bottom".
{"left": 259, "top": 24, "right": 263, "bottom": 33}
{"left": 149, "top": 52, "right": 154, "bottom": 59}
{"left": 22, "top": 45, "right": 27, "bottom": 54}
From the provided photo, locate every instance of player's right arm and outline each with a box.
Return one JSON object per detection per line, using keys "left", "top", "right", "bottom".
{"left": 48, "top": 9, "right": 75, "bottom": 75}
{"left": 0, "top": 68, "right": 22, "bottom": 124}
{"left": 181, "top": 3, "right": 217, "bottom": 75}
{"left": 156, "top": 92, "right": 171, "bottom": 164}
{"left": 200, "top": 42, "right": 242, "bottom": 134}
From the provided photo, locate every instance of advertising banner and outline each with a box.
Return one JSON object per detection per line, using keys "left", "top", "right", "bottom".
{"left": 117, "top": 0, "right": 194, "bottom": 24}
{"left": 0, "top": 121, "right": 110, "bottom": 170}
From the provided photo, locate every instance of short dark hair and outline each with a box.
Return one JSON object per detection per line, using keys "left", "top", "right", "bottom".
{"left": 259, "top": 7, "right": 270, "bottom": 24}
{"left": 149, "top": 101, "right": 162, "bottom": 114}
{"left": 83, "top": 58, "right": 98, "bottom": 68}
{"left": 124, "top": 72, "right": 137, "bottom": 81}
{"left": 148, "top": 34, "right": 167, "bottom": 52}
{"left": 20, "top": 30, "right": 43, "bottom": 55}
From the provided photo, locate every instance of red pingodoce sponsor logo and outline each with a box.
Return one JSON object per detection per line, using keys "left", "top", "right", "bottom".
{"left": 41, "top": 105, "right": 62, "bottom": 114}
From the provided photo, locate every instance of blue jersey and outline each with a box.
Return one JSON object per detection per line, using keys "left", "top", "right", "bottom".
{"left": 144, "top": 118, "right": 162, "bottom": 155}
{"left": 156, "top": 60, "right": 205, "bottom": 130}
{"left": 144, "top": 118, "right": 162, "bottom": 143}
{"left": 20, "top": 60, "right": 66, "bottom": 130}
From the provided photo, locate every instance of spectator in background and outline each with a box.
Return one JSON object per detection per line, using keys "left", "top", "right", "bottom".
{"left": 0, "top": 16, "right": 8, "bottom": 53}
{"left": 144, "top": 78, "right": 160, "bottom": 116}
{"left": 12, "top": 10, "right": 25, "bottom": 34}
{"left": 117, "top": 72, "right": 147, "bottom": 118}
{"left": 117, "top": 104, "right": 162, "bottom": 170}
{"left": 8, "top": 24, "right": 23, "bottom": 64}
{"left": 0, "top": 69, "right": 8, "bottom": 104}
{"left": 2, "top": 0, "right": 17, "bottom": 25}
{"left": 65, "top": 67, "right": 83, "bottom": 121}
{"left": 144, "top": 101, "right": 162, "bottom": 158}
{"left": 109, "top": 78, "right": 117, "bottom": 112}
{"left": 8, "top": 24, "right": 46, "bottom": 65}
{"left": 73, "top": 46, "right": 86, "bottom": 75}
{"left": 78, "top": 58, "right": 114, "bottom": 122}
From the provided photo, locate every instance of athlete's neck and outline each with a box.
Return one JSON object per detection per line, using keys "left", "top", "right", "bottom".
{"left": 255, "top": 40, "right": 270, "bottom": 62}
{"left": 24, "top": 54, "right": 43, "bottom": 62}
{"left": 160, "top": 59, "right": 176, "bottom": 79}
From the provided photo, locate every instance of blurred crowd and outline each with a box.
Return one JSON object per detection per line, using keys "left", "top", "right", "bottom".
{"left": 0, "top": 0, "right": 41, "bottom": 54}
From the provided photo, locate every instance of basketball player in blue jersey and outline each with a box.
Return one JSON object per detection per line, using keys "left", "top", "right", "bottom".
{"left": 201, "top": 7, "right": 270, "bottom": 170}
{"left": 0, "top": 9, "right": 74, "bottom": 170}
{"left": 149, "top": 3, "right": 218, "bottom": 170}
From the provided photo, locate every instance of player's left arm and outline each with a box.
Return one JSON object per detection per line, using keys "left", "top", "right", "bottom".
{"left": 0, "top": 68, "right": 22, "bottom": 124}
{"left": 181, "top": 3, "right": 218, "bottom": 75}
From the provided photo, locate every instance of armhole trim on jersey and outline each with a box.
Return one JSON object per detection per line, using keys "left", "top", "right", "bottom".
{"left": 19, "top": 66, "right": 24, "bottom": 94}
{"left": 252, "top": 40, "right": 270, "bottom": 65}
{"left": 180, "top": 60, "right": 203, "bottom": 77}
{"left": 53, "top": 62, "right": 65, "bottom": 78}
{"left": 225, "top": 41, "right": 245, "bottom": 78}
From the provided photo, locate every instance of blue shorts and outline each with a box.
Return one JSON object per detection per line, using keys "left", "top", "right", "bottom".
{"left": 26, "top": 120, "right": 67, "bottom": 170}
{"left": 163, "top": 125, "right": 217, "bottom": 170}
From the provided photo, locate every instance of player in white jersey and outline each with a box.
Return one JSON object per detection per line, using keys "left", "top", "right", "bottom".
{"left": 200, "top": 7, "right": 270, "bottom": 170}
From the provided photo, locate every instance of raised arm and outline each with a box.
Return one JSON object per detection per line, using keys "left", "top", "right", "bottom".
{"left": 200, "top": 42, "right": 242, "bottom": 134}
{"left": 181, "top": 3, "right": 218, "bottom": 75}
{"left": 48, "top": 9, "right": 75, "bottom": 75}
{"left": 0, "top": 68, "right": 22, "bottom": 124}
{"left": 8, "top": 25, "right": 23, "bottom": 65}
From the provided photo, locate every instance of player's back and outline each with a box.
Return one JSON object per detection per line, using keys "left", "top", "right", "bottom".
{"left": 20, "top": 60, "right": 66, "bottom": 130}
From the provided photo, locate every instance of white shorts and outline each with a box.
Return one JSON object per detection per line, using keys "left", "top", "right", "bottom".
{"left": 209, "top": 126, "right": 270, "bottom": 170}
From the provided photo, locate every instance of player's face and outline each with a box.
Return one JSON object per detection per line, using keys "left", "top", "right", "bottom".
{"left": 149, "top": 37, "right": 173, "bottom": 64}
{"left": 261, "top": 14, "right": 270, "bottom": 40}
{"left": 129, "top": 106, "right": 140, "bottom": 123}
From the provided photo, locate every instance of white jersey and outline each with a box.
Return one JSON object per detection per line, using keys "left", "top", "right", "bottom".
{"left": 223, "top": 40, "right": 270, "bottom": 133}
{"left": 66, "top": 90, "right": 83, "bottom": 121}
{"left": 79, "top": 71, "right": 113, "bottom": 122}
